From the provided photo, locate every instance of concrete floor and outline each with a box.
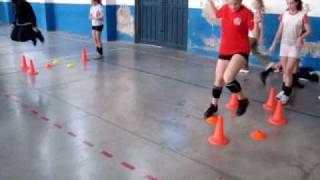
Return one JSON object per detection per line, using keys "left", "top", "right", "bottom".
{"left": 0, "top": 24, "right": 320, "bottom": 180}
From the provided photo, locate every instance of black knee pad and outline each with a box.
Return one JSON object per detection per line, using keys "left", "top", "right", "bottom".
{"left": 226, "top": 80, "right": 241, "bottom": 93}
{"left": 212, "top": 86, "right": 223, "bottom": 99}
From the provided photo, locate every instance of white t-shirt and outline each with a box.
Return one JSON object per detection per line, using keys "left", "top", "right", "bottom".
{"left": 90, "top": 4, "right": 104, "bottom": 26}
{"left": 280, "top": 11, "right": 308, "bottom": 46}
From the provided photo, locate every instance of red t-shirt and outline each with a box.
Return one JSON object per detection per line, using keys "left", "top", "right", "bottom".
{"left": 216, "top": 4, "right": 254, "bottom": 55}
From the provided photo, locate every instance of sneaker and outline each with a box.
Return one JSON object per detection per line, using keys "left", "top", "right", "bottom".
{"left": 204, "top": 104, "right": 218, "bottom": 119}
{"left": 265, "top": 62, "right": 274, "bottom": 70}
{"left": 94, "top": 55, "right": 104, "bottom": 60}
{"left": 292, "top": 79, "right": 304, "bottom": 89}
{"left": 237, "top": 98, "right": 249, "bottom": 116}
{"left": 279, "top": 94, "right": 290, "bottom": 105}
{"left": 240, "top": 69, "right": 250, "bottom": 73}
{"left": 36, "top": 31, "right": 45, "bottom": 43}
{"left": 260, "top": 71, "right": 268, "bottom": 85}
{"left": 276, "top": 91, "right": 284, "bottom": 99}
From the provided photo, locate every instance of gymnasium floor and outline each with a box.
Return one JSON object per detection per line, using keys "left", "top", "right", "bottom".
{"left": 0, "top": 24, "right": 320, "bottom": 180}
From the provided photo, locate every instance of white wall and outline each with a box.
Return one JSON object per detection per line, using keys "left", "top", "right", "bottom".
{"left": 189, "top": 0, "right": 320, "bottom": 17}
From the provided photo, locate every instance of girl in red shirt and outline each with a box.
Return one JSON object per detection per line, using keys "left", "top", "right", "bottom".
{"left": 204, "top": 0, "right": 256, "bottom": 118}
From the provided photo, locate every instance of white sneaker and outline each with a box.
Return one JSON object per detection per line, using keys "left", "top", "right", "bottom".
{"left": 276, "top": 91, "right": 284, "bottom": 99}
{"left": 240, "top": 69, "right": 250, "bottom": 73}
{"left": 94, "top": 55, "right": 104, "bottom": 60}
{"left": 265, "top": 62, "right": 274, "bottom": 71}
{"left": 279, "top": 94, "right": 290, "bottom": 105}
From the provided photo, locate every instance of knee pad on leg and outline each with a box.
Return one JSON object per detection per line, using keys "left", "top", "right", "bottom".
{"left": 226, "top": 80, "right": 242, "bottom": 93}
{"left": 212, "top": 86, "right": 223, "bottom": 99}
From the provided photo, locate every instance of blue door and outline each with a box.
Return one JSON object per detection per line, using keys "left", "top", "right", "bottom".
{"left": 137, "top": 0, "right": 188, "bottom": 50}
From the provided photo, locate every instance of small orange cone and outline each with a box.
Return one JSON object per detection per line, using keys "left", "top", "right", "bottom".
{"left": 81, "top": 48, "right": 88, "bottom": 64}
{"left": 21, "top": 55, "right": 28, "bottom": 71}
{"left": 44, "top": 63, "right": 53, "bottom": 69}
{"left": 208, "top": 116, "right": 230, "bottom": 146}
{"left": 250, "top": 130, "right": 267, "bottom": 141}
{"left": 225, "top": 93, "right": 238, "bottom": 110}
{"left": 28, "top": 60, "right": 38, "bottom": 76}
{"left": 206, "top": 115, "right": 218, "bottom": 125}
{"left": 268, "top": 101, "right": 288, "bottom": 126}
{"left": 263, "top": 87, "right": 276, "bottom": 111}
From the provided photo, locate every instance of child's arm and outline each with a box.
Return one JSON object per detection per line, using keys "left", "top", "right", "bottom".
{"left": 256, "top": 11, "right": 264, "bottom": 44}
{"left": 269, "top": 22, "right": 283, "bottom": 54}
{"left": 207, "top": 0, "right": 218, "bottom": 17}
{"left": 297, "top": 15, "right": 312, "bottom": 49}
{"left": 96, "top": 10, "right": 105, "bottom": 20}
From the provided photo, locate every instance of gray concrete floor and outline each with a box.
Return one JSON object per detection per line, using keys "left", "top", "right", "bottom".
{"left": 0, "top": 24, "right": 320, "bottom": 180}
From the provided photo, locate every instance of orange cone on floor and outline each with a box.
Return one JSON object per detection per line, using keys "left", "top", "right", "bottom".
{"left": 44, "top": 63, "right": 53, "bottom": 69}
{"left": 206, "top": 115, "right": 218, "bottom": 125}
{"left": 268, "top": 101, "right": 288, "bottom": 126}
{"left": 81, "top": 48, "right": 88, "bottom": 64}
{"left": 225, "top": 93, "right": 238, "bottom": 110}
{"left": 21, "top": 55, "right": 28, "bottom": 71}
{"left": 28, "top": 60, "right": 38, "bottom": 76}
{"left": 263, "top": 87, "right": 276, "bottom": 111}
{"left": 250, "top": 130, "right": 267, "bottom": 141}
{"left": 208, "top": 116, "right": 230, "bottom": 146}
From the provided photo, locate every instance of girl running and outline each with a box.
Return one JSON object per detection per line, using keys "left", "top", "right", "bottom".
{"left": 269, "top": 0, "right": 312, "bottom": 104}
{"left": 205, "top": 0, "right": 256, "bottom": 118}
{"left": 11, "top": 0, "right": 44, "bottom": 46}
{"left": 89, "top": 0, "right": 105, "bottom": 60}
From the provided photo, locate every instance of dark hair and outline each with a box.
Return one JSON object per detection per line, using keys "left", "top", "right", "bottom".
{"left": 295, "top": 0, "right": 303, "bottom": 11}
{"left": 93, "top": 0, "right": 101, "bottom": 4}
{"left": 12, "top": 0, "right": 25, "bottom": 4}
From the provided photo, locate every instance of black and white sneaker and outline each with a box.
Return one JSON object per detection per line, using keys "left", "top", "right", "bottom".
{"left": 237, "top": 98, "right": 249, "bottom": 116}
{"left": 204, "top": 104, "right": 218, "bottom": 119}
{"left": 94, "top": 55, "right": 104, "bottom": 60}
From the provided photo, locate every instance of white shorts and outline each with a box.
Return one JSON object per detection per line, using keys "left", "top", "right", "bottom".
{"left": 280, "top": 44, "right": 301, "bottom": 59}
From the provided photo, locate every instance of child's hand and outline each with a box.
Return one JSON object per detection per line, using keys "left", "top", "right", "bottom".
{"left": 207, "top": 0, "right": 215, "bottom": 6}
{"left": 268, "top": 44, "right": 276, "bottom": 55}
{"left": 32, "top": 27, "right": 38, "bottom": 32}
{"left": 296, "top": 37, "right": 304, "bottom": 50}
{"left": 254, "top": 14, "right": 262, "bottom": 23}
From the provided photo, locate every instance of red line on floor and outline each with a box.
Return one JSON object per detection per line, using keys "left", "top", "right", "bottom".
{"left": 67, "top": 131, "right": 77, "bottom": 137}
{"left": 83, "top": 140, "right": 95, "bottom": 147}
{"left": 41, "top": 116, "right": 49, "bottom": 121}
{"left": 53, "top": 123, "right": 63, "bottom": 129}
{"left": 101, "top": 150, "right": 113, "bottom": 158}
{"left": 121, "top": 162, "right": 135, "bottom": 171}
{"left": 31, "top": 110, "right": 39, "bottom": 115}
{"left": 146, "top": 175, "right": 159, "bottom": 180}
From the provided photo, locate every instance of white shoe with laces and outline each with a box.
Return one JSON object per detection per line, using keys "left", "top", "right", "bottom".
{"left": 276, "top": 91, "right": 284, "bottom": 99}
{"left": 279, "top": 94, "right": 290, "bottom": 104}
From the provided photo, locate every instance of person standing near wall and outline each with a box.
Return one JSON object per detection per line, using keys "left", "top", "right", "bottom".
{"left": 204, "top": 0, "right": 257, "bottom": 119}
{"left": 10, "top": 0, "right": 44, "bottom": 46}
{"left": 240, "top": 0, "right": 265, "bottom": 73}
{"left": 89, "top": 0, "right": 105, "bottom": 60}
{"left": 269, "top": 0, "right": 312, "bottom": 104}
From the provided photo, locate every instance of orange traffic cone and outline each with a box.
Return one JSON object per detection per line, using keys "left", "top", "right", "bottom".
{"left": 44, "top": 63, "right": 53, "bottom": 69}
{"left": 268, "top": 101, "right": 288, "bottom": 126}
{"left": 225, "top": 93, "right": 238, "bottom": 110}
{"left": 263, "top": 87, "right": 276, "bottom": 111}
{"left": 21, "top": 55, "right": 28, "bottom": 71}
{"left": 28, "top": 60, "right": 38, "bottom": 76}
{"left": 250, "top": 130, "right": 267, "bottom": 141}
{"left": 81, "top": 48, "right": 88, "bottom": 64}
{"left": 206, "top": 115, "right": 218, "bottom": 125}
{"left": 208, "top": 116, "right": 230, "bottom": 146}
